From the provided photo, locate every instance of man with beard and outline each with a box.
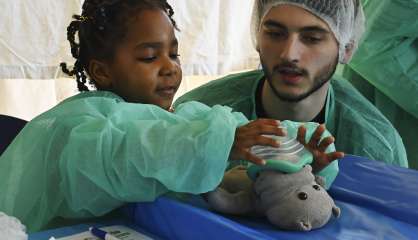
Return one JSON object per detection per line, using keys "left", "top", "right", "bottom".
{"left": 175, "top": 0, "right": 408, "bottom": 168}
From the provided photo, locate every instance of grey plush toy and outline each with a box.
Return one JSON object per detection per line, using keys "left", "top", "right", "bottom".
{"left": 207, "top": 165, "right": 340, "bottom": 231}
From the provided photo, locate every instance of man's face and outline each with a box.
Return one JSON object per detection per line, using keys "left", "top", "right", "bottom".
{"left": 257, "top": 4, "right": 339, "bottom": 102}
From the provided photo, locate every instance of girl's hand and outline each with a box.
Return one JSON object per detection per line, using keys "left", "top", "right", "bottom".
{"left": 297, "top": 124, "right": 345, "bottom": 173}
{"left": 230, "top": 119, "right": 286, "bottom": 165}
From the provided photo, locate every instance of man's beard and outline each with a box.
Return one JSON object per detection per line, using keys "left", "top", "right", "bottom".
{"left": 261, "top": 58, "right": 338, "bottom": 103}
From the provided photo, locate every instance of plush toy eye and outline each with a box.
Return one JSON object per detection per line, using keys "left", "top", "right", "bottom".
{"left": 313, "top": 185, "right": 321, "bottom": 191}
{"left": 298, "top": 192, "right": 308, "bottom": 200}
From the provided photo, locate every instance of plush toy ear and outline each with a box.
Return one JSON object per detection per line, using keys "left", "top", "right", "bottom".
{"left": 332, "top": 205, "right": 341, "bottom": 218}
{"left": 314, "top": 175, "right": 326, "bottom": 188}
{"left": 297, "top": 221, "right": 312, "bottom": 231}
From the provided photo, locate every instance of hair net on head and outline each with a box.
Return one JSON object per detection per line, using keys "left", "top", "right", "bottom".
{"left": 251, "top": 0, "right": 365, "bottom": 64}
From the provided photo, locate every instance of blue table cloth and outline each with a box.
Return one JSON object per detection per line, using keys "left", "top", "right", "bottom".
{"left": 127, "top": 155, "right": 418, "bottom": 240}
{"left": 30, "top": 155, "right": 418, "bottom": 240}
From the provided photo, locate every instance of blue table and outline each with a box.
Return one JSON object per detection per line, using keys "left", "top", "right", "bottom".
{"left": 30, "top": 155, "right": 418, "bottom": 240}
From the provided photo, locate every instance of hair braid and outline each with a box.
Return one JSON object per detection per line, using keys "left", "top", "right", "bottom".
{"left": 61, "top": 0, "right": 178, "bottom": 92}
{"left": 60, "top": 16, "right": 89, "bottom": 92}
{"left": 164, "top": 1, "right": 177, "bottom": 28}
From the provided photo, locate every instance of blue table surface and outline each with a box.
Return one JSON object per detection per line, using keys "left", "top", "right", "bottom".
{"left": 30, "top": 155, "right": 418, "bottom": 240}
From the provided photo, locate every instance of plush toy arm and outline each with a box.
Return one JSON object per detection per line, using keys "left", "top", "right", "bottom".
{"left": 207, "top": 166, "right": 257, "bottom": 215}
{"left": 207, "top": 187, "right": 257, "bottom": 215}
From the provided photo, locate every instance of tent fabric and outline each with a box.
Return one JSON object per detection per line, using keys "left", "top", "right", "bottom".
{"left": 127, "top": 155, "right": 418, "bottom": 240}
{"left": 0, "top": 0, "right": 258, "bottom": 79}
{"left": 0, "top": 0, "right": 258, "bottom": 121}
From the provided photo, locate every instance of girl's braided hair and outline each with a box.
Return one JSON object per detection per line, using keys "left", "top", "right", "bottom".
{"left": 61, "top": 0, "right": 177, "bottom": 92}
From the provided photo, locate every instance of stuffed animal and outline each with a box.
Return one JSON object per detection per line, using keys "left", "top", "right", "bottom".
{"left": 207, "top": 165, "right": 340, "bottom": 231}
{"left": 207, "top": 121, "right": 341, "bottom": 231}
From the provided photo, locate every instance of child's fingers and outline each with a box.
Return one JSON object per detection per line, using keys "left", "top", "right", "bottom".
{"left": 235, "top": 135, "right": 280, "bottom": 149}
{"left": 239, "top": 136, "right": 280, "bottom": 149}
{"left": 240, "top": 150, "right": 266, "bottom": 165}
{"left": 247, "top": 125, "right": 285, "bottom": 137}
{"left": 297, "top": 125, "right": 307, "bottom": 145}
{"left": 311, "top": 154, "right": 330, "bottom": 173}
{"left": 318, "top": 136, "right": 335, "bottom": 152}
{"left": 244, "top": 121, "right": 285, "bottom": 136}
{"left": 308, "top": 124, "right": 325, "bottom": 148}
{"left": 247, "top": 118, "right": 281, "bottom": 129}
{"left": 253, "top": 135, "right": 280, "bottom": 148}
{"left": 253, "top": 118, "right": 280, "bottom": 127}
{"left": 312, "top": 151, "right": 344, "bottom": 173}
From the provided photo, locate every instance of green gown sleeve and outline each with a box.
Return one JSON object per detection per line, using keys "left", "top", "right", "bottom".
{"left": 0, "top": 92, "right": 248, "bottom": 231}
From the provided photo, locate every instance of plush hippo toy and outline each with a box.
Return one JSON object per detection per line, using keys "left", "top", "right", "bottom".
{"left": 207, "top": 165, "right": 340, "bottom": 231}
{"left": 207, "top": 121, "right": 341, "bottom": 231}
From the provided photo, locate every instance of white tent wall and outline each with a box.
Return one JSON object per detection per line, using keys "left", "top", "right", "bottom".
{"left": 0, "top": 0, "right": 258, "bottom": 120}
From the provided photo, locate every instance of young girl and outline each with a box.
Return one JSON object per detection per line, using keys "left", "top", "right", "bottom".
{"left": 0, "top": 0, "right": 341, "bottom": 232}
{"left": 0, "top": 0, "right": 275, "bottom": 231}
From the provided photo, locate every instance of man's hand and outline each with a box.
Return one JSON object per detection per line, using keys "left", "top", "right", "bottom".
{"left": 230, "top": 119, "right": 286, "bottom": 165}
{"left": 297, "top": 124, "right": 345, "bottom": 173}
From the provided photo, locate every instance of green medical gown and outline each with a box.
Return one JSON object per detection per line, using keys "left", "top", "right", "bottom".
{"left": 343, "top": 0, "right": 418, "bottom": 169}
{"left": 175, "top": 70, "right": 408, "bottom": 168}
{"left": 0, "top": 91, "right": 247, "bottom": 232}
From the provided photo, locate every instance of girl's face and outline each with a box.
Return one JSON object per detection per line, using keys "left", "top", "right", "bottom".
{"left": 100, "top": 9, "right": 182, "bottom": 110}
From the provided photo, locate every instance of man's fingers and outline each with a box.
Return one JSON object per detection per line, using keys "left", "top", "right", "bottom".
{"left": 326, "top": 151, "right": 345, "bottom": 161}
{"left": 297, "top": 125, "right": 307, "bottom": 145}
{"left": 312, "top": 151, "right": 344, "bottom": 173}
{"left": 308, "top": 124, "right": 325, "bottom": 148}
{"left": 318, "top": 136, "right": 335, "bottom": 152}
{"left": 311, "top": 154, "right": 330, "bottom": 173}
